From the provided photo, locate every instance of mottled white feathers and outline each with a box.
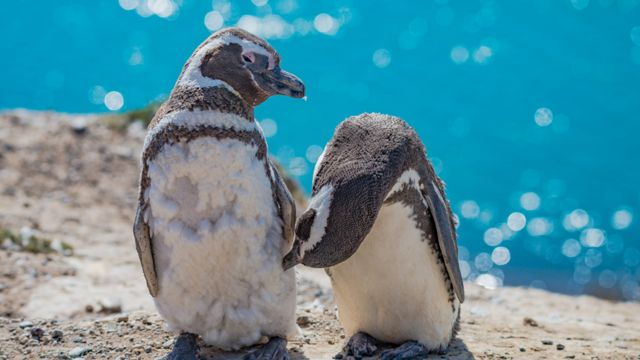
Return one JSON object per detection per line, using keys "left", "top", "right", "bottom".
{"left": 142, "top": 110, "right": 297, "bottom": 350}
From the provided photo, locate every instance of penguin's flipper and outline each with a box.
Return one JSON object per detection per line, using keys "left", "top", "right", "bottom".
{"left": 424, "top": 180, "right": 465, "bottom": 303}
{"left": 270, "top": 160, "right": 297, "bottom": 245}
{"left": 133, "top": 204, "right": 159, "bottom": 297}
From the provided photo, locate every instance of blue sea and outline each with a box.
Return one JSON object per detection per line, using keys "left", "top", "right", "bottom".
{"left": 1, "top": 0, "right": 639, "bottom": 300}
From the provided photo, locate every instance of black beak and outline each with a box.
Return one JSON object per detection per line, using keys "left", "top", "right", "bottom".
{"left": 262, "top": 67, "right": 305, "bottom": 99}
{"left": 282, "top": 241, "right": 302, "bottom": 271}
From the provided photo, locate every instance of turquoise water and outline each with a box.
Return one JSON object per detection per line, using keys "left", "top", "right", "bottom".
{"left": 2, "top": 0, "right": 639, "bottom": 300}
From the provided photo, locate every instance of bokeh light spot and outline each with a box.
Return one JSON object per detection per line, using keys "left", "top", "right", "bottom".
{"left": 491, "top": 247, "right": 511, "bottom": 266}
{"left": 450, "top": 46, "right": 469, "bottom": 64}
{"left": 314, "top": 13, "right": 339, "bottom": 35}
{"left": 520, "top": 192, "right": 541, "bottom": 211}
{"left": 104, "top": 91, "right": 124, "bottom": 111}
{"left": 612, "top": 209, "right": 633, "bottom": 230}
{"left": 305, "top": 145, "right": 323, "bottom": 163}
{"left": 372, "top": 49, "right": 392, "bottom": 68}
{"left": 534, "top": 107, "right": 553, "bottom": 127}
{"left": 259, "top": 118, "right": 277, "bottom": 138}
{"left": 460, "top": 200, "right": 480, "bottom": 219}
{"left": 484, "top": 228, "right": 503, "bottom": 246}
{"left": 507, "top": 212, "right": 527, "bottom": 231}
{"left": 205, "top": 11, "right": 224, "bottom": 31}
{"left": 580, "top": 228, "right": 606, "bottom": 248}
{"left": 562, "top": 238, "right": 581, "bottom": 258}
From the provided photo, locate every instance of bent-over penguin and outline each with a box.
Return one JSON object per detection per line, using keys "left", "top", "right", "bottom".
{"left": 283, "top": 113, "right": 465, "bottom": 359}
{"left": 133, "top": 28, "right": 305, "bottom": 360}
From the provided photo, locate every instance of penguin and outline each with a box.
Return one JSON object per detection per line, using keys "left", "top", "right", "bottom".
{"left": 283, "top": 113, "right": 465, "bottom": 359}
{"left": 133, "top": 28, "right": 305, "bottom": 360}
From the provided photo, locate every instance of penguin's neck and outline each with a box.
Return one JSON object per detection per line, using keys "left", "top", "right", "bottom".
{"left": 165, "top": 83, "right": 255, "bottom": 122}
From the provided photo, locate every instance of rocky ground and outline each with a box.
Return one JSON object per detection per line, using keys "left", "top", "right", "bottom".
{"left": 0, "top": 110, "right": 639, "bottom": 359}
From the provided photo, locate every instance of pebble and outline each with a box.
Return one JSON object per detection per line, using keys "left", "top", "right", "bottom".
{"left": 69, "top": 346, "right": 89, "bottom": 358}
{"left": 542, "top": 340, "right": 553, "bottom": 345}
{"left": 30, "top": 327, "right": 44, "bottom": 339}
{"left": 523, "top": 317, "right": 539, "bottom": 327}
{"left": 296, "top": 316, "right": 312, "bottom": 328}
{"left": 70, "top": 118, "right": 88, "bottom": 136}
{"left": 163, "top": 339, "right": 173, "bottom": 349}
{"left": 116, "top": 314, "right": 129, "bottom": 323}
{"left": 519, "top": 347, "right": 526, "bottom": 352}
{"left": 19, "top": 321, "right": 33, "bottom": 329}
{"left": 51, "top": 329, "right": 64, "bottom": 340}
{"left": 144, "top": 346, "right": 152, "bottom": 353}
{"left": 556, "top": 343, "right": 565, "bottom": 350}
{"left": 98, "top": 297, "right": 122, "bottom": 314}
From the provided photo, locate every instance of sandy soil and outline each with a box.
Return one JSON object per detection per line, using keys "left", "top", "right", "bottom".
{"left": 0, "top": 110, "right": 639, "bottom": 359}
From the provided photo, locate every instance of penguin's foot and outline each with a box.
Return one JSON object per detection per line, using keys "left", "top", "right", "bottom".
{"left": 379, "top": 341, "right": 428, "bottom": 360}
{"left": 341, "top": 332, "right": 378, "bottom": 358}
{"left": 162, "top": 332, "right": 200, "bottom": 360}
{"left": 243, "top": 337, "right": 289, "bottom": 360}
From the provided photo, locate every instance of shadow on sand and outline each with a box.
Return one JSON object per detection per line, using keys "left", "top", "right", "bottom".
{"left": 196, "top": 343, "right": 310, "bottom": 360}
{"left": 194, "top": 337, "right": 471, "bottom": 359}
{"left": 363, "top": 337, "right": 475, "bottom": 360}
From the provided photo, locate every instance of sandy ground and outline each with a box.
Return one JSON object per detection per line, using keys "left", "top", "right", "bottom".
{"left": 0, "top": 110, "right": 639, "bottom": 359}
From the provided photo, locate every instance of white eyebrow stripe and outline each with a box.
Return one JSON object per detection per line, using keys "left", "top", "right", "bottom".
{"left": 177, "top": 33, "right": 274, "bottom": 89}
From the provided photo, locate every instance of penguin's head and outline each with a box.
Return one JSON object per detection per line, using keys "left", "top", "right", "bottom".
{"left": 178, "top": 27, "right": 305, "bottom": 106}
{"left": 283, "top": 131, "right": 386, "bottom": 270}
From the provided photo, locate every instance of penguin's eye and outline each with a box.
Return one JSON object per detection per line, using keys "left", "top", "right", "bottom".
{"left": 295, "top": 209, "right": 317, "bottom": 241}
{"left": 242, "top": 52, "right": 255, "bottom": 64}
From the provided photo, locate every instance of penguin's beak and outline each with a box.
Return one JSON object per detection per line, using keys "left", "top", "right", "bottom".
{"left": 282, "top": 241, "right": 302, "bottom": 271}
{"left": 261, "top": 66, "right": 305, "bottom": 99}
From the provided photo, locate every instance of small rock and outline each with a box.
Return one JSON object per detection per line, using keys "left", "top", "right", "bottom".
{"left": 296, "top": 316, "right": 312, "bottom": 328}
{"left": 70, "top": 118, "right": 88, "bottom": 136}
{"left": 333, "top": 353, "right": 344, "bottom": 359}
{"left": 30, "top": 327, "right": 44, "bottom": 339}
{"left": 523, "top": 317, "right": 538, "bottom": 327}
{"left": 98, "top": 297, "right": 122, "bottom": 314}
{"left": 328, "top": 339, "right": 335, "bottom": 345}
{"left": 51, "top": 329, "right": 64, "bottom": 340}
{"left": 542, "top": 340, "right": 553, "bottom": 345}
{"left": 556, "top": 343, "right": 565, "bottom": 350}
{"left": 19, "top": 321, "right": 33, "bottom": 329}
{"left": 85, "top": 305, "right": 94, "bottom": 313}
{"left": 520, "top": 347, "right": 526, "bottom": 352}
{"left": 69, "top": 346, "right": 89, "bottom": 358}
{"left": 116, "top": 314, "right": 128, "bottom": 323}
{"left": 144, "top": 346, "right": 152, "bottom": 354}
{"left": 163, "top": 339, "right": 173, "bottom": 349}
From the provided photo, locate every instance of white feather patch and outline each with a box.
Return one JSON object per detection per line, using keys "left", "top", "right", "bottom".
{"left": 330, "top": 199, "right": 460, "bottom": 349}
{"left": 311, "top": 146, "right": 327, "bottom": 188}
{"left": 386, "top": 169, "right": 424, "bottom": 199}
{"left": 178, "top": 34, "right": 274, "bottom": 89}
{"left": 300, "top": 184, "right": 334, "bottom": 256}
{"left": 142, "top": 110, "right": 257, "bottom": 156}
{"left": 146, "top": 134, "right": 297, "bottom": 350}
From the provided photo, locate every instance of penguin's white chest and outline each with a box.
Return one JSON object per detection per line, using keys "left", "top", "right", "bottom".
{"left": 146, "top": 135, "right": 296, "bottom": 350}
{"left": 329, "top": 200, "right": 459, "bottom": 350}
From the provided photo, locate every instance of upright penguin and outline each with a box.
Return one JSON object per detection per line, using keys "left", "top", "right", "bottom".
{"left": 134, "top": 28, "right": 304, "bottom": 360}
{"left": 283, "top": 113, "right": 465, "bottom": 359}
